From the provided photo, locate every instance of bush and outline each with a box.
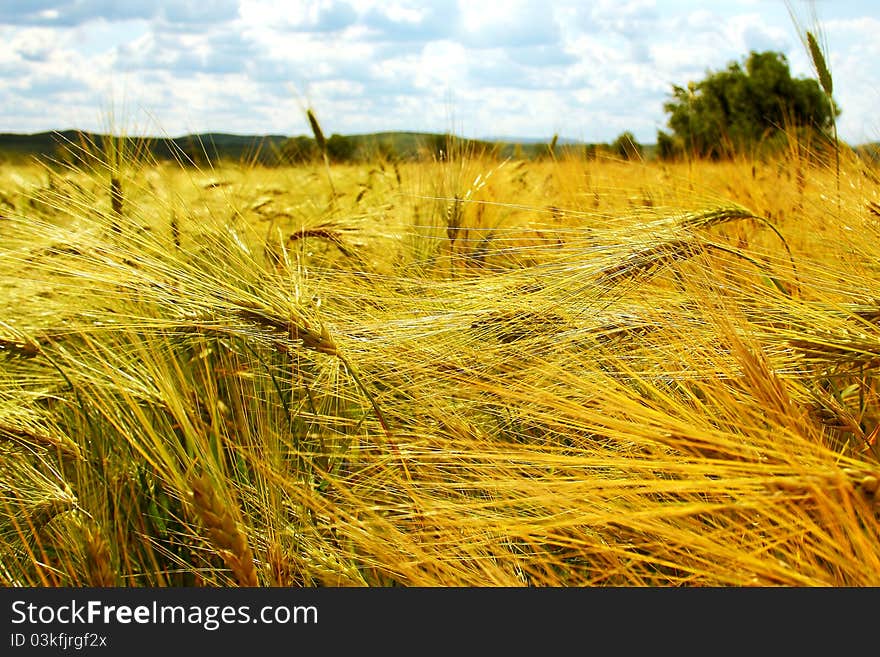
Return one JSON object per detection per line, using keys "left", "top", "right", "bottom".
{"left": 660, "top": 50, "right": 839, "bottom": 159}
{"left": 611, "top": 131, "right": 643, "bottom": 160}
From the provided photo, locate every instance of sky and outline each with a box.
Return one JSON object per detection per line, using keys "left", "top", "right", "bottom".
{"left": 1, "top": 0, "right": 878, "bottom": 144}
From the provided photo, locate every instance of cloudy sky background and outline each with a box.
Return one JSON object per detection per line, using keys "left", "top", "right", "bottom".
{"left": 1, "top": 0, "right": 878, "bottom": 144}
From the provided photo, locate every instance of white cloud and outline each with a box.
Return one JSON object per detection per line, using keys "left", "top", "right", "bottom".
{"left": 3, "top": 1, "right": 240, "bottom": 27}
{"left": 418, "top": 40, "right": 470, "bottom": 90}
{"left": 0, "top": 0, "right": 877, "bottom": 143}
{"left": 821, "top": 17, "right": 880, "bottom": 143}
{"left": 458, "top": 0, "right": 560, "bottom": 48}
{"left": 11, "top": 28, "right": 58, "bottom": 61}
{"left": 359, "top": 0, "right": 458, "bottom": 42}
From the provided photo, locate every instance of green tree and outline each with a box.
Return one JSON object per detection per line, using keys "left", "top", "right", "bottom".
{"left": 326, "top": 133, "right": 355, "bottom": 162}
{"left": 611, "top": 131, "right": 643, "bottom": 160}
{"left": 658, "top": 50, "right": 839, "bottom": 159}
{"left": 656, "top": 130, "right": 681, "bottom": 160}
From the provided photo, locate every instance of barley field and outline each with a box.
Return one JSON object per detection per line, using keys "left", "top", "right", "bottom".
{"left": 1, "top": 138, "right": 879, "bottom": 587}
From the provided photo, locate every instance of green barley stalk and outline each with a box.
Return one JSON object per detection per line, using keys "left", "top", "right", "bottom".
{"left": 807, "top": 31, "right": 833, "bottom": 98}
{"left": 786, "top": 2, "right": 839, "bottom": 202}
{"left": 548, "top": 134, "right": 559, "bottom": 160}
{"left": 806, "top": 30, "right": 839, "bottom": 200}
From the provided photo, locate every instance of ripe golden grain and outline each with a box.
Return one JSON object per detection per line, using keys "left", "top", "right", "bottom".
{"left": 82, "top": 524, "right": 115, "bottom": 587}
{"left": 188, "top": 473, "right": 259, "bottom": 587}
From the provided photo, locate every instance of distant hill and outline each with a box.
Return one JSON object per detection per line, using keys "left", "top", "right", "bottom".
{"left": 482, "top": 135, "right": 584, "bottom": 145}
{"left": 0, "top": 130, "right": 292, "bottom": 165}
{"left": 0, "top": 130, "right": 469, "bottom": 165}
{"left": 0, "top": 129, "right": 656, "bottom": 165}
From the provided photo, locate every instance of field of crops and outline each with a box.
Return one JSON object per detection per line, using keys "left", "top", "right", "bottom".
{"left": 2, "top": 141, "right": 879, "bottom": 586}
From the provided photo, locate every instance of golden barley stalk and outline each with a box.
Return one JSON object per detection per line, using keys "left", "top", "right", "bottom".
{"left": 188, "top": 473, "right": 259, "bottom": 587}
{"left": 676, "top": 206, "right": 759, "bottom": 230}
{"left": 27, "top": 497, "right": 76, "bottom": 532}
{"left": 265, "top": 543, "right": 297, "bottom": 587}
{"left": 0, "top": 422, "right": 84, "bottom": 461}
{"left": 83, "top": 525, "right": 116, "bottom": 587}
{"left": 233, "top": 304, "right": 338, "bottom": 356}
{"left": 597, "top": 238, "right": 701, "bottom": 283}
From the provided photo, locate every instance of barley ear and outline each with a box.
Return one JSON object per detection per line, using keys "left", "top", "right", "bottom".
{"left": 306, "top": 108, "right": 327, "bottom": 154}
{"left": 804, "top": 28, "right": 839, "bottom": 207}
{"left": 110, "top": 175, "right": 123, "bottom": 221}
{"left": 188, "top": 473, "right": 259, "bottom": 587}
{"left": 83, "top": 525, "right": 116, "bottom": 587}
{"left": 266, "top": 543, "right": 298, "bottom": 587}
{"left": 306, "top": 107, "right": 337, "bottom": 204}
{"left": 807, "top": 31, "right": 833, "bottom": 97}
